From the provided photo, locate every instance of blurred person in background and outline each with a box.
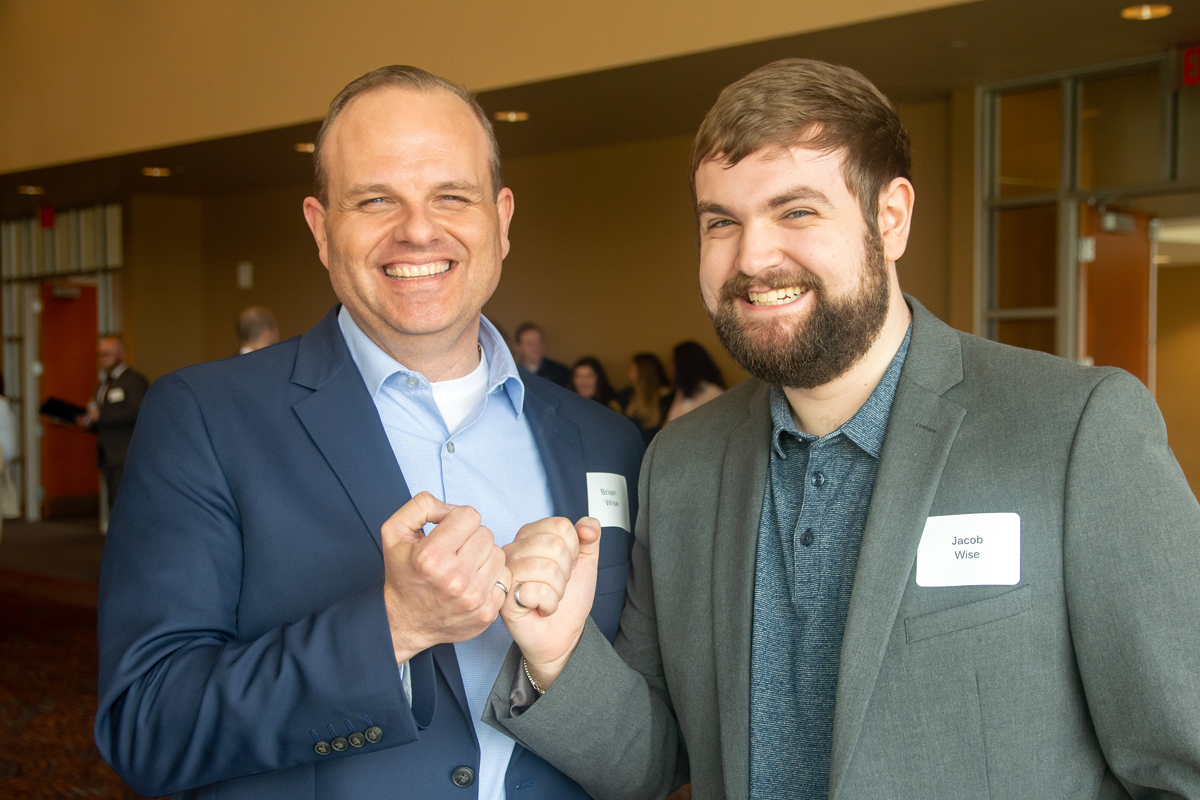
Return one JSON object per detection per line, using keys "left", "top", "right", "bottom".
{"left": 570, "top": 357, "right": 620, "bottom": 412}
{"left": 237, "top": 306, "right": 280, "bottom": 354}
{"left": 665, "top": 340, "right": 725, "bottom": 422}
{"left": 512, "top": 322, "right": 571, "bottom": 388}
{"left": 620, "top": 352, "right": 673, "bottom": 445}
{"left": 75, "top": 335, "right": 148, "bottom": 514}
{"left": 0, "top": 375, "right": 18, "bottom": 526}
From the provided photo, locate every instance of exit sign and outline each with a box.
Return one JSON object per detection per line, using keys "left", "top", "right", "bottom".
{"left": 1185, "top": 46, "right": 1200, "bottom": 87}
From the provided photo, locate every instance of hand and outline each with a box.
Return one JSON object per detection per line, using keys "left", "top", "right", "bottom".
{"left": 381, "top": 491, "right": 511, "bottom": 665}
{"left": 500, "top": 516, "right": 602, "bottom": 690}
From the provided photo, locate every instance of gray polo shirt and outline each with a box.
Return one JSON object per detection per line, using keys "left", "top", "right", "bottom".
{"left": 750, "top": 325, "right": 911, "bottom": 800}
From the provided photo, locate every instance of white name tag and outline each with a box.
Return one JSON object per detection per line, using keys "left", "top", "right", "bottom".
{"left": 915, "top": 513, "right": 1020, "bottom": 587}
{"left": 106, "top": 387, "right": 126, "bottom": 403}
{"left": 586, "top": 472, "right": 630, "bottom": 532}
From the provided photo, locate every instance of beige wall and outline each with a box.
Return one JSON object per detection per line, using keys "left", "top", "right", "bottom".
{"left": 124, "top": 195, "right": 205, "bottom": 380}
{"left": 146, "top": 97, "right": 957, "bottom": 394}
{"left": 200, "top": 185, "right": 335, "bottom": 361}
{"left": 0, "top": 0, "right": 972, "bottom": 175}
{"left": 1156, "top": 264, "right": 1200, "bottom": 493}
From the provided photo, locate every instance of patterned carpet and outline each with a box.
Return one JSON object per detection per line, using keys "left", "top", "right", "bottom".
{"left": 0, "top": 570, "right": 150, "bottom": 799}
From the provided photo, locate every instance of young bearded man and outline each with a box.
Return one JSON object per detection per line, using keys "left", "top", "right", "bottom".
{"left": 480, "top": 59, "right": 1200, "bottom": 800}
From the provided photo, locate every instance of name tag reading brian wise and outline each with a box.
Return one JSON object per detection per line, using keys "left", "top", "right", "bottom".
{"left": 586, "top": 472, "right": 630, "bottom": 532}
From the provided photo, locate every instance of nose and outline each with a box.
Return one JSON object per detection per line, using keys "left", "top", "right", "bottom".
{"left": 392, "top": 203, "right": 441, "bottom": 247}
{"left": 735, "top": 220, "right": 784, "bottom": 277}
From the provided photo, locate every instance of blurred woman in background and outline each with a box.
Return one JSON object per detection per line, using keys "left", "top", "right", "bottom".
{"left": 622, "top": 352, "right": 672, "bottom": 445}
{"left": 665, "top": 341, "right": 725, "bottom": 423}
{"left": 571, "top": 357, "right": 621, "bottom": 412}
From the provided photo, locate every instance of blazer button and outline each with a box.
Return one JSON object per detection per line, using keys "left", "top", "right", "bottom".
{"left": 451, "top": 766, "right": 476, "bottom": 787}
{"left": 348, "top": 731, "right": 366, "bottom": 748}
{"left": 331, "top": 736, "right": 349, "bottom": 752}
{"left": 365, "top": 725, "right": 383, "bottom": 743}
{"left": 314, "top": 741, "right": 332, "bottom": 756}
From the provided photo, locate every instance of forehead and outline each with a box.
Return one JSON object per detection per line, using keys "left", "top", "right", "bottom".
{"left": 695, "top": 145, "right": 854, "bottom": 207}
{"left": 323, "top": 87, "right": 490, "bottom": 186}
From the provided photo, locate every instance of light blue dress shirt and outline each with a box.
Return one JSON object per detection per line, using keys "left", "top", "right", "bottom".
{"left": 338, "top": 307, "right": 554, "bottom": 800}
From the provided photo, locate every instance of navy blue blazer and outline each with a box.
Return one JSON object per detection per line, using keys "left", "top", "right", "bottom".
{"left": 95, "top": 307, "right": 644, "bottom": 799}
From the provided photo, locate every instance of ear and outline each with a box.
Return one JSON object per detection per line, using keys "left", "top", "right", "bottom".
{"left": 302, "top": 196, "right": 330, "bottom": 269}
{"left": 495, "top": 187, "right": 515, "bottom": 260}
{"left": 876, "top": 177, "right": 915, "bottom": 263}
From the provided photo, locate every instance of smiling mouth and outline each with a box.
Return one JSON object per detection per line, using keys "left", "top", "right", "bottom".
{"left": 383, "top": 261, "right": 452, "bottom": 279}
{"left": 747, "top": 286, "right": 808, "bottom": 306}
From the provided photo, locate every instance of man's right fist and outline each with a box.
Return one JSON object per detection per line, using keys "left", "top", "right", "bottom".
{"left": 380, "top": 492, "right": 511, "bottom": 664}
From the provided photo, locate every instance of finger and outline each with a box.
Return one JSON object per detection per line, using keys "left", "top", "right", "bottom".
{"left": 381, "top": 492, "right": 454, "bottom": 546}
{"left": 513, "top": 581, "right": 561, "bottom": 616}
{"left": 455, "top": 526, "right": 499, "bottom": 573}
{"left": 507, "top": 546, "right": 571, "bottom": 593}
{"left": 423, "top": 505, "right": 487, "bottom": 551}
{"left": 575, "top": 517, "right": 603, "bottom": 557}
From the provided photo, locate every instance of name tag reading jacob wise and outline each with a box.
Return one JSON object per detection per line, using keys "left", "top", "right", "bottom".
{"left": 916, "top": 513, "right": 1020, "bottom": 587}
{"left": 586, "top": 472, "right": 630, "bottom": 532}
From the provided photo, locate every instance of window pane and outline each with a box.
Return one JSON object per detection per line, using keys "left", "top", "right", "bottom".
{"left": 996, "top": 319, "right": 1056, "bottom": 355}
{"left": 997, "top": 86, "right": 1061, "bottom": 197}
{"left": 1079, "top": 69, "right": 1165, "bottom": 190}
{"left": 995, "top": 205, "right": 1057, "bottom": 309}
{"left": 1178, "top": 81, "right": 1200, "bottom": 183}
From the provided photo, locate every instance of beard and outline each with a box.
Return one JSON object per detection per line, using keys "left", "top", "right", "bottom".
{"left": 708, "top": 231, "right": 890, "bottom": 390}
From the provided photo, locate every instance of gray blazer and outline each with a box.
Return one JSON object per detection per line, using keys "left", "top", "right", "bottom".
{"left": 487, "top": 298, "right": 1200, "bottom": 800}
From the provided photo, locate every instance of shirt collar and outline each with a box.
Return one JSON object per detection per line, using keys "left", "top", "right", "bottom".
{"left": 336, "top": 306, "right": 526, "bottom": 416}
{"left": 107, "top": 363, "right": 128, "bottom": 380}
{"left": 769, "top": 323, "right": 912, "bottom": 459}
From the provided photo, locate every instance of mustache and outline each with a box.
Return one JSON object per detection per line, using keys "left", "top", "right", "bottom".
{"left": 718, "top": 268, "right": 824, "bottom": 304}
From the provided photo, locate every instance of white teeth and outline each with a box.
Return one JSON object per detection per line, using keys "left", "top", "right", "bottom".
{"left": 384, "top": 261, "right": 451, "bottom": 279}
{"left": 747, "top": 286, "right": 806, "bottom": 306}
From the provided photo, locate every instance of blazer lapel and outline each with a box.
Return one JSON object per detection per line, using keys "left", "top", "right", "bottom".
{"left": 522, "top": 376, "right": 588, "bottom": 521}
{"left": 829, "top": 299, "right": 967, "bottom": 798}
{"left": 712, "top": 381, "right": 773, "bottom": 800}
{"left": 289, "top": 308, "right": 412, "bottom": 554}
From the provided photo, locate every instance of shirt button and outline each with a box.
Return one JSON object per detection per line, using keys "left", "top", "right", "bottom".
{"left": 406, "top": 375, "right": 419, "bottom": 388}
{"left": 811, "top": 472, "right": 825, "bottom": 487}
{"left": 446, "top": 442, "right": 455, "bottom": 454}
{"left": 800, "top": 529, "right": 814, "bottom": 547}
{"left": 451, "top": 766, "right": 476, "bottom": 787}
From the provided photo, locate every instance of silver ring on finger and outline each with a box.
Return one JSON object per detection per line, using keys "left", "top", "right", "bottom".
{"left": 514, "top": 582, "right": 529, "bottom": 609}
{"left": 494, "top": 581, "right": 508, "bottom": 596}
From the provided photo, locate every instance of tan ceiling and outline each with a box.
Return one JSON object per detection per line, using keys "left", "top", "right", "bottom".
{"left": 2, "top": 0, "right": 1198, "bottom": 219}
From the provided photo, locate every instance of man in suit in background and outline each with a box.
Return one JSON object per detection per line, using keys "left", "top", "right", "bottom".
{"left": 512, "top": 322, "right": 571, "bottom": 388}
{"left": 76, "top": 334, "right": 148, "bottom": 513}
{"left": 95, "top": 65, "right": 642, "bottom": 799}
{"left": 485, "top": 59, "right": 1200, "bottom": 799}
{"left": 237, "top": 305, "right": 279, "bottom": 353}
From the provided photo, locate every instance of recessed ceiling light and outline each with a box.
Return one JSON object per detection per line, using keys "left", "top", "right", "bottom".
{"left": 1154, "top": 254, "right": 1173, "bottom": 264}
{"left": 294, "top": 142, "right": 315, "bottom": 153}
{"left": 142, "top": 167, "right": 171, "bottom": 177}
{"left": 17, "top": 185, "right": 44, "bottom": 195}
{"left": 493, "top": 111, "right": 530, "bottom": 122}
{"left": 1121, "top": 4, "right": 1171, "bottom": 20}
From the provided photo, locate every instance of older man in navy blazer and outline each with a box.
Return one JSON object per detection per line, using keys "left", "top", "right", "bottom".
{"left": 94, "top": 65, "right": 642, "bottom": 800}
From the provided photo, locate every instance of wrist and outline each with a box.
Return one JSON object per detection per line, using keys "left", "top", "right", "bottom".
{"left": 521, "top": 626, "right": 585, "bottom": 692}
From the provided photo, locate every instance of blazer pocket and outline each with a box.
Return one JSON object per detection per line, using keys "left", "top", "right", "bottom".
{"left": 905, "top": 584, "right": 1032, "bottom": 644}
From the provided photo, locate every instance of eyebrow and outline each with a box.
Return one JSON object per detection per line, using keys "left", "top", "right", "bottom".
{"left": 765, "top": 185, "right": 833, "bottom": 211}
{"left": 343, "top": 180, "right": 484, "bottom": 198}
{"left": 696, "top": 201, "right": 734, "bottom": 218}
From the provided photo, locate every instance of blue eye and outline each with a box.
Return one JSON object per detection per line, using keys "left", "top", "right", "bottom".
{"left": 786, "top": 209, "right": 812, "bottom": 219}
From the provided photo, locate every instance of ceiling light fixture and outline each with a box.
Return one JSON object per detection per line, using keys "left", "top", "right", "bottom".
{"left": 17, "top": 185, "right": 44, "bottom": 195}
{"left": 294, "top": 143, "right": 315, "bottom": 153}
{"left": 142, "top": 167, "right": 171, "bottom": 177}
{"left": 1120, "top": 4, "right": 1171, "bottom": 20}
{"left": 493, "top": 111, "right": 530, "bottom": 122}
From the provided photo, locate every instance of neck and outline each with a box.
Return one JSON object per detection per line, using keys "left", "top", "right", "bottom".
{"left": 362, "top": 314, "right": 484, "bottom": 382}
{"left": 522, "top": 356, "right": 541, "bottom": 372}
{"left": 782, "top": 287, "right": 910, "bottom": 438}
